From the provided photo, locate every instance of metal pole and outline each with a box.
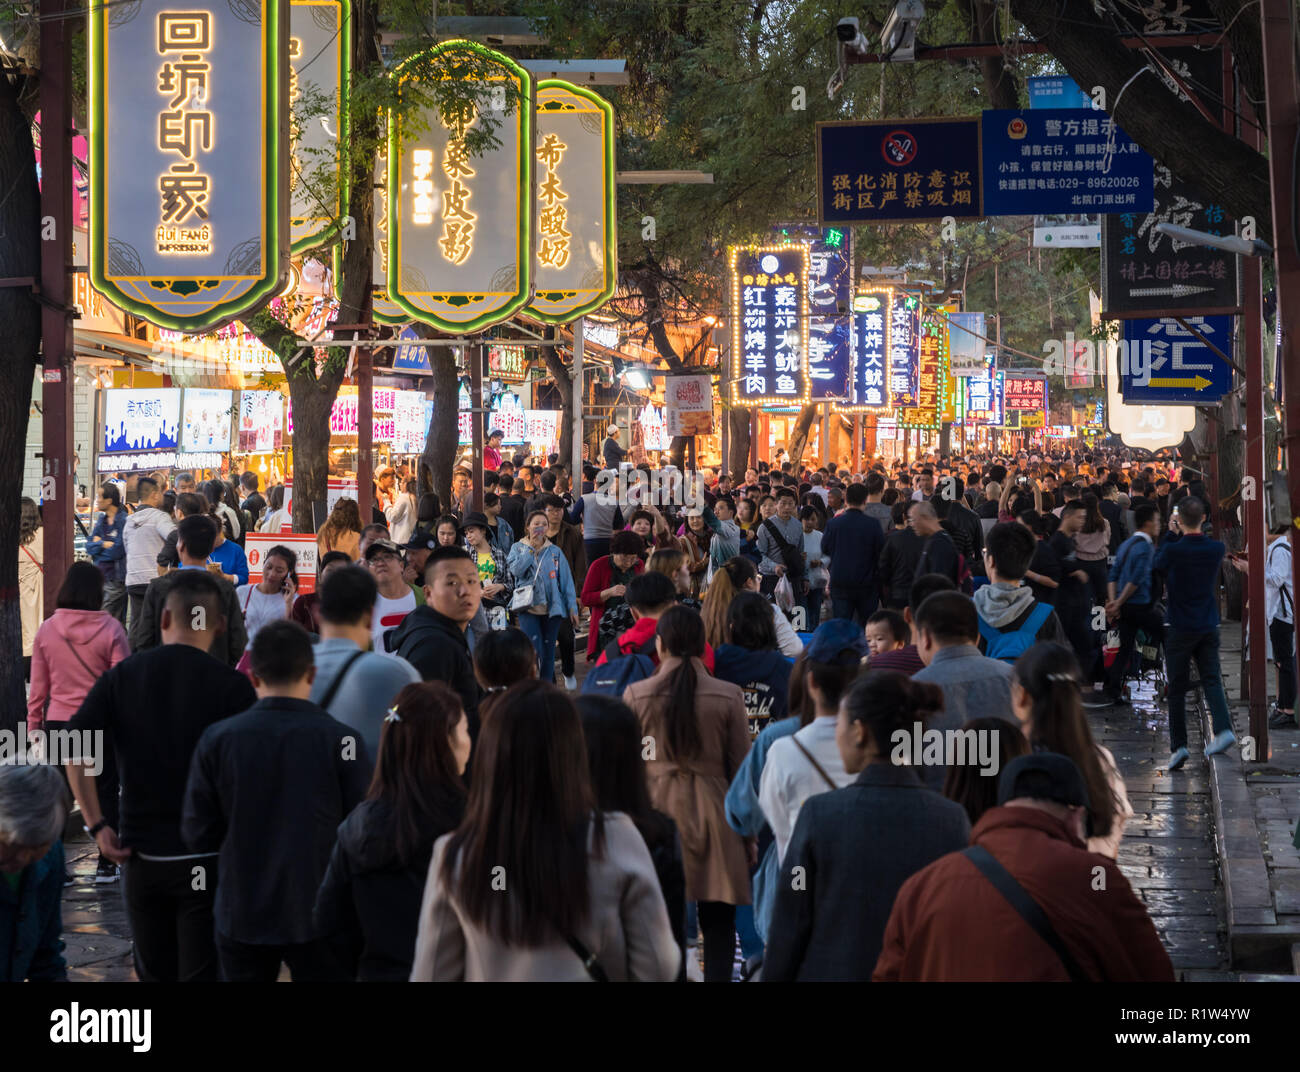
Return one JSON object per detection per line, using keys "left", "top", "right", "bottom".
{"left": 357, "top": 342, "right": 373, "bottom": 523}
{"left": 1261, "top": 0, "right": 1300, "bottom": 759}
{"left": 471, "top": 343, "right": 485, "bottom": 513}
{"left": 853, "top": 413, "right": 861, "bottom": 473}
{"left": 571, "top": 317, "right": 584, "bottom": 482}
{"left": 40, "top": 0, "right": 74, "bottom": 615}
{"left": 1244, "top": 255, "right": 1269, "bottom": 751}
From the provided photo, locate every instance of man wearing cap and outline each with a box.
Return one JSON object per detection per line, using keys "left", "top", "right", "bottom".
{"left": 484, "top": 430, "right": 504, "bottom": 473}
{"left": 602, "top": 424, "right": 627, "bottom": 470}
{"left": 401, "top": 528, "right": 438, "bottom": 594}
{"left": 363, "top": 538, "right": 417, "bottom": 653}
{"left": 873, "top": 753, "right": 1174, "bottom": 982}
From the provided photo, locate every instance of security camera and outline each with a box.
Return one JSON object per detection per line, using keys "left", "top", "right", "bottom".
{"left": 835, "top": 16, "right": 861, "bottom": 43}
{"left": 882, "top": 0, "right": 925, "bottom": 62}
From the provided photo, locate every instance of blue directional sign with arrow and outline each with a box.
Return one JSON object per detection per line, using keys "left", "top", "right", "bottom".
{"left": 1118, "top": 316, "right": 1234, "bottom": 405}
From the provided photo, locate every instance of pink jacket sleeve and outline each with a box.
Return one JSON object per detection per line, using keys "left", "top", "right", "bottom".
{"left": 27, "top": 630, "right": 50, "bottom": 733}
{"left": 106, "top": 618, "right": 131, "bottom": 668}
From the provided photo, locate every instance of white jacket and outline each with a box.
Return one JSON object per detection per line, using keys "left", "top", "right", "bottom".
{"left": 759, "top": 716, "right": 855, "bottom": 865}
{"left": 121, "top": 506, "right": 175, "bottom": 587}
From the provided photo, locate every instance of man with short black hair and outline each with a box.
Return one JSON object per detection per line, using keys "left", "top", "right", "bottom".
{"left": 757, "top": 487, "right": 805, "bottom": 597}
{"left": 911, "top": 591, "right": 1016, "bottom": 788}
{"left": 69, "top": 571, "right": 257, "bottom": 980}
{"left": 1102, "top": 504, "right": 1164, "bottom": 706}
{"left": 132, "top": 514, "right": 247, "bottom": 664}
{"left": 821, "top": 482, "right": 886, "bottom": 625}
{"left": 496, "top": 473, "right": 527, "bottom": 539}
{"left": 310, "top": 566, "right": 420, "bottom": 757}
{"left": 910, "top": 502, "right": 960, "bottom": 586}
{"left": 973, "top": 522, "right": 1066, "bottom": 658}
{"left": 863, "top": 472, "right": 892, "bottom": 533}
{"left": 595, "top": 571, "right": 716, "bottom": 670}
{"left": 183, "top": 620, "right": 369, "bottom": 982}
{"left": 239, "top": 472, "right": 266, "bottom": 530}
{"left": 385, "top": 545, "right": 483, "bottom": 734}
{"left": 122, "top": 474, "right": 176, "bottom": 636}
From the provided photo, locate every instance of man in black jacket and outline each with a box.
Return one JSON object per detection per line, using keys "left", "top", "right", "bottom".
{"left": 932, "top": 476, "right": 985, "bottom": 579}
{"left": 821, "top": 481, "right": 886, "bottom": 624}
{"left": 385, "top": 545, "right": 483, "bottom": 736}
{"left": 181, "top": 620, "right": 370, "bottom": 982}
{"left": 911, "top": 502, "right": 960, "bottom": 586}
{"left": 878, "top": 501, "right": 923, "bottom": 610}
{"left": 132, "top": 514, "right": 247, "bottom": 665}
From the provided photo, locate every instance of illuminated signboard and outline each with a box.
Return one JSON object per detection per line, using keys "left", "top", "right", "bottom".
{"left": 287, "top": 386, "right": 358, "bottom": 435}
{"left": 845, "top": 288, "right": 891, "bottom": 411}
{"left": 372, "top": 147, "right": 409, "bottom": 326}
{"left": 289, "top": 0, "right": 350, "bottom": 251}
{"left": 888, "top": 291, "right": 921, "bottom": 408}
{"left": 90, "top": 0, "right": 290, "bottom": 331}
{"left": 1003, "top": 372, "right": 1048, "bottom": 411}
{"left": 238, "top": 391, "right": 284, "bottom": 452}
{"left": 103, "top": 388, "right": 181, "bottom": 454}
{"left": 181, "top": 388, "right": 233, "bottom": 452}
{"left": 947, "top": 311, "right": 986, "bottom": 377}
{"left": 527, "top": 81, "right": 618, "bottom": 324}
{"left": 388, "top": 41, "right": 533, "bottom": 333}
{"left": 729, "top": 245, "right": 810, "bottom": 406}
{"left": 901, "top": 313, "right": 946, "bottom": 429}
{"left": 489, "top": 345, "right": 528, "bottom": 382}
{"left": 964, "top": 356, "right": 1003, "bottom": 426}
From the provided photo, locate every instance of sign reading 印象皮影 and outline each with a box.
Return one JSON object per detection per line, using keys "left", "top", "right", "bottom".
{"left": 388, "top": 41, "right": 532, "bottom": 334}
{"left": 1119, "top": 316, "right": 1234, "bottom": 405}
{"left": 289, "top": 0, "right": 350, "bottom": 252}
{"left": 527, "top": 82, "right": 617, "bottom": 324}
{"left": 90, "top": 1, "right": 290, "bottom": 332}
{"left": 729, "top": 246, "right": 809, "bottom": 407}
{"left": 816, "top": 118, "right": 982, "bottom": 226}
{"left": 981, "top": 109, "right": 1153, "bottom": 217}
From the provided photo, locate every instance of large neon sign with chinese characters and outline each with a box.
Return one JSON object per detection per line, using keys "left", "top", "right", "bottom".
{"left": 729, "top": 245, "right": 810, "bottom": 407}
{"left": 387, "top": 40, "right": 533, "bottom": 333}
{"left": 90, "top": 0, "right": 290, "bottom": 331}
{"left": 844, "top": 288, "right": 892, "bottom": 411}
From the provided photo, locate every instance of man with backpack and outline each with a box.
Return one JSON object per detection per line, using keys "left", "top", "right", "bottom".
{"left": 973, "top": 523, "right": 1066, "bottom": 661}
{"left": 1102, "top": 505, "right": 1164, "bottom": 707}
{"left": 756, "top": 488, "right": 806, "bottom": 599}
{"left": 585, "top": 572, "right": 714, "bottom": 695}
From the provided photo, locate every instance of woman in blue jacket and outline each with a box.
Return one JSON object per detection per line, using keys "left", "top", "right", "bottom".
{"left": 508, "top": 510, "right": 579, "bottom": 684}
{"left": 87, "top": 483, "right": 128, "bottom": 623}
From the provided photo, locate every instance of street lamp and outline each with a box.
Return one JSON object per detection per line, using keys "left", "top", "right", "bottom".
{"left": 1153, "top": 222, "right": 1271, "bottom": 257}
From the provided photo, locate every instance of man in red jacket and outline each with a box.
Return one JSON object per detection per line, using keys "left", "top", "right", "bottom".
{"left": 596, "top": 571, "right": 715, "bottom": 673}
{"left": 874, "top": 753, "right": 1173, "bottom": 982}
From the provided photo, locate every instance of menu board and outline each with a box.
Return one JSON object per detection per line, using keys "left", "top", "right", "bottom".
{"left": 238, "top": 391, "right": 284, "bottom": 453}
{"left": 181, "top": 389, "right": 234, "bottom": 453}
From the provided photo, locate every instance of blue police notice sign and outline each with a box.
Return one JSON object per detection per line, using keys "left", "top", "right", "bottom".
{"left": 982, "top": 109, "right": 1153, "bottom": 216}
{"left": 1119, "top": 316, "right": 1234, "bottom": 405}
{"left": 817, "top": 118, "right": 982, "bottom": 226}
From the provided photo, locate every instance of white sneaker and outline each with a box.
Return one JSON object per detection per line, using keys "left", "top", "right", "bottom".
{"left": 563, "top": 675, "right": 577, "bottom": 691}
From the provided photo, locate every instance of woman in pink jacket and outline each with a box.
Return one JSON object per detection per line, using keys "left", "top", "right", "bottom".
{"left": 27, "top": 562, "right": 130, "bottom": 885}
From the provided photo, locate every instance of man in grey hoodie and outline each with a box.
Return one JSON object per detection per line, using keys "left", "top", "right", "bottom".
{"left": 121, "top": 475, "right": 176, "bottom": 642}
{"left": 973, "top": 522, "right": 1066, "bottom": 662}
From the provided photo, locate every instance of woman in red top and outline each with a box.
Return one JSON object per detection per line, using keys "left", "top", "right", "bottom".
{"left": 580, "top": 530, "right": 645, "bottom": 661}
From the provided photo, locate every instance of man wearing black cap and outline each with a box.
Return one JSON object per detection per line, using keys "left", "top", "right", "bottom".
{"left": 401, "top": 528, "right": 438, "bottom": 592}
{"left": 873, "top": 753, "right": 1173, "bottom": 982}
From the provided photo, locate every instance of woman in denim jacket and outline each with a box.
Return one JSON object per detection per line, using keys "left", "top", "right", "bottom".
{"left": 508, "top": 511, "right": 579, "bottom": 684}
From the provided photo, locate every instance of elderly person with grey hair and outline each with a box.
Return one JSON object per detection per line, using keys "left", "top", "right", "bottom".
{"left": 0, "top": 763, "right": 72, "bottom": 981}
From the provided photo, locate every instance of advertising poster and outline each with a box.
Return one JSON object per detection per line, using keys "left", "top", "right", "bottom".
{"left": 102, "top": 388, "right": 181, "bottom": 454}
{"left": 181, "top": 388, "right": 234, "bottom": 452}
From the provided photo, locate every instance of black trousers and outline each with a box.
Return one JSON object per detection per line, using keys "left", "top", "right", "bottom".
{"left": 697, "top": 900, "right": 736, "bottom": 983}
{"left": 126, "top": 584, "right": 150, "bottom": 648}
{"left": 557, "top": 617, "right": 576, "bottom": 678}
{"left": 122, "top": 855, "right": 219, "bottom": 982}
{"left": 1271, "top": 618, "right": 1297, "bottom": 710}
{"left": 1106, "top": 601, "right": 1165, "bottom": 695}
{"left": 216, "top": 932, "right": 349, "bottom": 983}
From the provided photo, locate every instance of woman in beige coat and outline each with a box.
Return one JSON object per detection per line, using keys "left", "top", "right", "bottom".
{"left": 411, "top": 681, "right": 679, "bottom": 982}
{"left": 623, "top": 605, "right": 751, "bottom": 982}
{"left": 18, "top": 498, "right": 44, "bottom": 679}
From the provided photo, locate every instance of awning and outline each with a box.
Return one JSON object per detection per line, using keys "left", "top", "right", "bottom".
{"left": 75, "top": 329, "right": 244, "bottom": 388}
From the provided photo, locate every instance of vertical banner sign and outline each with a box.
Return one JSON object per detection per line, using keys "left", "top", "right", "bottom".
{"left": 888, "top": 292, "right": 921, "bottom": 408}
{"left": 939, "top": 303, "right": 960, "bottom": 423}
{"left": 664, "top": 375, "right": 715, "bottom": 437}
{"left": 729, "top": 246, "right": 810, "bottom": 406}
{"left": 776, "top": 225, "right": 852, "bottom": 401}
{"left": 373, "top": 146, "right": 409, "bottom": 325}
{"left": 947, "top": 312, "right": 986, "bottom": 377}
{"left": 388, "top": 41, "right": 533, "bottom": 333}
{"left": 91, "top": 0, "right": 291, "bottom": 332}
{"left": 846, "top": 288, "right": 891, "bottom": 410}
{"left": 1105, "top": 340, "right": 1195, "bottom": 451}
{"left": 289, "top": 0, "right": 350, "bottom": 252}
{"left": 1002, "top": 373, "right": 1048, "bottom": 411}
{"left": 527, "top": 81, "right": 617, "bottom": 323}
{"left": 901, "top": 314, "right": 945, "bottom": 429}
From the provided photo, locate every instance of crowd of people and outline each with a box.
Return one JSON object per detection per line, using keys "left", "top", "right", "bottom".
{"left": 6, "top": 442, "right": 1288, "bottom": 982}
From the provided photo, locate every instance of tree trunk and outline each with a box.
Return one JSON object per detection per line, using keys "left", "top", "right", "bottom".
{"left": 421, "top": 346, "right": 459, "bottom": 515}
{"left": 0, "top": 70, "right": 41, "bottom": 718}
{"left": 286, "top": 372, "right": 338, "bottom": 531}
{"left": 785, "top": 404, "right": 819, "bottom": 470}
{"left": 542, "top": 345, "right": 574, "bottom": 465}
{"left": 728, "top": 405, "right": 752, "bottom": 477}
{"left": 969, "top": 0, "right": 1021, "bottom": 109}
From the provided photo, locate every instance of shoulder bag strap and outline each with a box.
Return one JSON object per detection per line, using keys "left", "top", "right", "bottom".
{"left": 962, "top": 845, "right": 1093, "bottom": 982}
{"left": 318, "top": 649, "right": 367, "bottom": 710}
{"left": 53, "top": 629, "right": 99, "bottom": 679}
{"left": 21, "top": 543, "right": 44, "bottom": 573}
{"left": 791, "top": 736, "right": 838, "bottom": 791}
{"left": 563, "top": 933, "right": 609, "bottom": 982}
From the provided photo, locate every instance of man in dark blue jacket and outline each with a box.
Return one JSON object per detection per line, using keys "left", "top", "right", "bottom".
{"left": 1103, "top": 504, "right": 1164, "bottom": 705}
{"left": 1153, "top": 497, "right": 1236, "bottom": 769}
{"left": 821, "top": 482, "right": 886, "bottom": 624}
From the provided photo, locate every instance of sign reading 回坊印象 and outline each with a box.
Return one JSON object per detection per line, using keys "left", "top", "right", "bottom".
{"left": 289, "top": 0, "right": 350, "bottom": 252}
{"left": 729, "top": 246, "right": 809, "bottom": 407}
{"left": 527, "top": 81, "right": 617, "bottom": 324}
{"left": 1119, "top": 316, "right": 1233, "bottom": 405}
{"left": 981, "top": 109, "right": 1153, "bottom": 217}
{"left": 90, "top": 1, "right": 290, "bottom": 332}
{"left": 388, "top": 40, "right": 532, "bottom": 333}
{"left": 817, "top": 118, "right": 982, "bottom": 225}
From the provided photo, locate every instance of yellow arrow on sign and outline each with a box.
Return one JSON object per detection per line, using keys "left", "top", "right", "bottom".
{"left": 1147, "top": 375, "right": 1213, "bottom": 390}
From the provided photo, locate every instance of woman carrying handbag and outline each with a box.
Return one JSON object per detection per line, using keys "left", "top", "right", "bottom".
{"left": 507, "top": 511, "right": 579, "bottom": 685}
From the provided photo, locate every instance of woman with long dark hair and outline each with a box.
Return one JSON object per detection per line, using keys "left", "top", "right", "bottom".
{"left": 1011, "top": 642, "right": 1131, "bottom": 858}
{"left": 712, "top": 591, "right": 794, "bottom": 738}
{"left": 623, "top": 607, "right": 750, "bottom": 982}
{"left": 701, "top": 554, "right": 802, "bottom": 658}
{"left": 18, "top": 498, "right": 43, "bottom": 684}
{"left": 411, "top": 681, "right": 679, "bottom": 981}
{"left": 576, "top": 694, "right": 687, "bottom": 973}
{"left": 1074, "top": 493, "right": 1111, "bottom": 607}
{"left": 764, "top": 671, "right": 972, "bottom": 981}
{"left": 942, "top": 716, "right": 1030, "bottom": 826}
{"left": 315, "top": 681, "right": 470, "bottom": 981}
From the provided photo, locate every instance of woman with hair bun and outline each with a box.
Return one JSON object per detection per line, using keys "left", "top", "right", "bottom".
{"left": 763, "top": 670, "right": 972, "bottom": 981}
{"left": 1011, "top": 642, "right": 1132, "bottom": 858}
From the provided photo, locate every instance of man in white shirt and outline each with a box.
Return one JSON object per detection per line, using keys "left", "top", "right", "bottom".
{"left": 910, "top": 468, "right": 936, "bottom": 502}
{"left": 758, "top": 621, "right": 868, "bottom": 864}
{"left": 363, "top": 539, "right": 417, "bottom": 652}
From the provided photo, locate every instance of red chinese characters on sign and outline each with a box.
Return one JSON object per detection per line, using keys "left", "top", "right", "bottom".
{"left": 1003, "top": 375, "right": 1047, "bottom": 411}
